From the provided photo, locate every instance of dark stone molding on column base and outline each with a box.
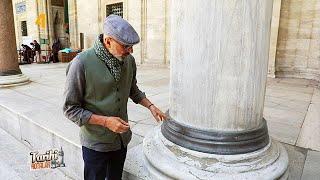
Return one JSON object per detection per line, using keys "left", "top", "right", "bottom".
{"left": 0, "top": 69, "right": 22, "bottom": 76}
{"left": 161, "top": 115, "right": 269, "bottom": 155}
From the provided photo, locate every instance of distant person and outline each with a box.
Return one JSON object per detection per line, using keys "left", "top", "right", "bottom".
{"left": 52, "top": 39, "right": 61, "bottom": 63}
{"left": 33, "top": 40, "right": 41, "bottom": 63}
{"left": 21, "top": 44, "right": 32, "bottom": 63}
{"left": 29, "top": 43, "right": 35, "bottom": 62}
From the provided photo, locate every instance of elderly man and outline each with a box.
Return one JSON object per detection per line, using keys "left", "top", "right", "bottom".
{"left": 63, "top": 15, "right": 166, "bottom": 180}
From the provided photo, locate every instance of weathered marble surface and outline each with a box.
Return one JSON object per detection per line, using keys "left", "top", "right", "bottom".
{"left": 128, "top": 127, "right": 289, "bottom": 180}
{"left": 296, "top": 88, "right": 320, "bottom": 151}
{"left": 169, "top": 0, "right": 273, "bottom": 131}
{"left": 138, "top": 0, "right": 289, "bottom": 179}
{"left": 301, "top": 150, "right": 320, "bottom": 180}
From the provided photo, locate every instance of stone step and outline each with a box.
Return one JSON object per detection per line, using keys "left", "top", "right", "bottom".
{"left": 0, "top": 128, "right": 73, "bottom": 180}
{"left": 0, "top": 89, "right": 84, "bottom": 180}
{"left": 0, "top": 87, "right": 144, "bottom": 180}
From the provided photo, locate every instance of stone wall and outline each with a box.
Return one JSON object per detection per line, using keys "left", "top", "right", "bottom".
{"left": 51, "top": 6, "right": 69, "bottom": 47}
{"left": 76, "top": 0, "right": 100, "bottom": 49}
{"left": 72, "top": 0, "right": 170, "bottom": 65}
{"left": 13, "top": 0, "right": 40, "bottom": 49}
{"left": 275, "top": 0, "right": 320, "bottom": 81}
{"left": 125, "top": 0, "right": 140, "bottom": 63}
{"left": 13, "top": 0, "right": 66, "bottom": 51}
{"left": 144, "top": 0, "right": 166, "bottom": 65}
{"left": 68, "top": 0, "right": 78, "bottom": 49}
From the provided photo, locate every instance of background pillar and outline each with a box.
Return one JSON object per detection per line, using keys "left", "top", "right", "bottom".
{"left": 0, "top": 0, "right": 29, "bottom": 87}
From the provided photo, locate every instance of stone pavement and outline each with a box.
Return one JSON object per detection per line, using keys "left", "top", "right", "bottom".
{"left": 0, "top": 63, "right": 319, "bottom": 179}
{"left": 0, "top": 128, "right": 72, "bottom": 180}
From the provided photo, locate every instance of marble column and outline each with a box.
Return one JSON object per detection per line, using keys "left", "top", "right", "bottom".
{"left": 142, "top": 0, "right": 289, "bottom": 179}
{"left": 0, "top": 0, "right": 29, "bottom": 87}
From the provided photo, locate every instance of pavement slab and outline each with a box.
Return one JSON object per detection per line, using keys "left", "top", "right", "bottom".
{"left": 0, "top": 127, "right": 72, "bottom": 180}
{"left": 297, "top": 88, "right": 320, "bottom": 151}
{"left": 282, "top": 143, "right": 308, "bottom": 180}
{"left": 301, "top": 150, "right": 320, "bottom": 180}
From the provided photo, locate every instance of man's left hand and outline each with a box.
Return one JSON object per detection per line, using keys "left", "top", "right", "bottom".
{"left": 149, "top": 105, "right": 167, "bottom": 122}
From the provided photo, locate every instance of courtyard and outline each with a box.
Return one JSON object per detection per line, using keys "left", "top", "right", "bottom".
{"left": 0, "top": 63, "right": 319, "bottom": 179}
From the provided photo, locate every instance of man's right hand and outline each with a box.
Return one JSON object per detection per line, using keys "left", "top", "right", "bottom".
{"left": 88, "top": 114, "right": 130, "bottom": 133}
{"left": 103, "top": 116, "right": 130, "bottom": 133}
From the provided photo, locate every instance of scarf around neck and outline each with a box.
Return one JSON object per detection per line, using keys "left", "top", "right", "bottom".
{"left": 93, "top": 34, "right": 122, "bottom": 82}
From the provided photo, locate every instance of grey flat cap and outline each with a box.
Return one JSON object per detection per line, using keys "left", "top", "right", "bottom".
{"left": 104, "top": 15, "right": 140, "bottom": 46}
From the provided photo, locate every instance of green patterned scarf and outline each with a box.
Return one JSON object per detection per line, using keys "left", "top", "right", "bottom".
{"left": 93, "top": 34, "right": 122, "bottom": 81}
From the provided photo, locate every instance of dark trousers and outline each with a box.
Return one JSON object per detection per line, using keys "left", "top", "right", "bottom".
{"left": 53, "top": 53, "right": 59, "bottom": 63}
{"left": 82, "top": 145, "right": 127, "bottom": 180}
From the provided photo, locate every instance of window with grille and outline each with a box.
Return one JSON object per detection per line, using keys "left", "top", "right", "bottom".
{"left": 51, "top": 0, "right": 64, "bottom": 7}
{"left": 21, "top": 21, "right": 28, "bottom": 36}
{"left": 106, "top": 3, "right": 123, "bottom": 17}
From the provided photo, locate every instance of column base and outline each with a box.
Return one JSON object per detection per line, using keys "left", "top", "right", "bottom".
{"left": 137, "top": 126, "right": 288, "bottom": 180}
{"left": 0, "top": 74, "right": 30, "bottom": 87}
{"left": 161, "top": 117, "right": 270, "bottom": 155}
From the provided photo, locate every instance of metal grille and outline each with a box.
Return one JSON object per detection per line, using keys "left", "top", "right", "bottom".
{"left": 106, "top": 3, "right": 123, "bottom": 17}
{"left": 51, "top": 0, "right": 64, "bottom": 7}
{"left": 21, "top": 21, "right": 28, "bottom": 36}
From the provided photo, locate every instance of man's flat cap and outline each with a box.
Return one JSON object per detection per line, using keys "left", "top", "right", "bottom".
{"left": 104, "top": 15, "right": 140, "bottom": 46}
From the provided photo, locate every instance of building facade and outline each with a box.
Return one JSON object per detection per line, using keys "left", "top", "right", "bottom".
{"left": 12, "top": 0, "right": 320, "bottom": 81}
{"left": 274, "top": 0, "right": 320, "bottom": 81}
{"left": 72, "top": 0, "right": 171, "bottom": 66}
{"left": 13, "top": 0, "right": 70, "bottom": 51}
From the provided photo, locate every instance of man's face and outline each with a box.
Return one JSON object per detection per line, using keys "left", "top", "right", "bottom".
{"left": 104, "top": 37, "right": 133, "bottom": 60}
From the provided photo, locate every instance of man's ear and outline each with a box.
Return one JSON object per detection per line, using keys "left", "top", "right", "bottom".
{"left": 104, "top": 37, "right": 112, "bottom": 48}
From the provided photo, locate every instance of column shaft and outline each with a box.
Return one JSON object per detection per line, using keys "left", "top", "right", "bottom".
{"left": 162, "top": 0, "right": 273, "bottom": 154}
{"left": 169, "top": 0, "right": 273, "bottom": 131}
{"left": 0, "top": 0, "right": 21, "bottom": 75}
{"left": 129, "top": 1, "right": 289, "bottom": 179}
